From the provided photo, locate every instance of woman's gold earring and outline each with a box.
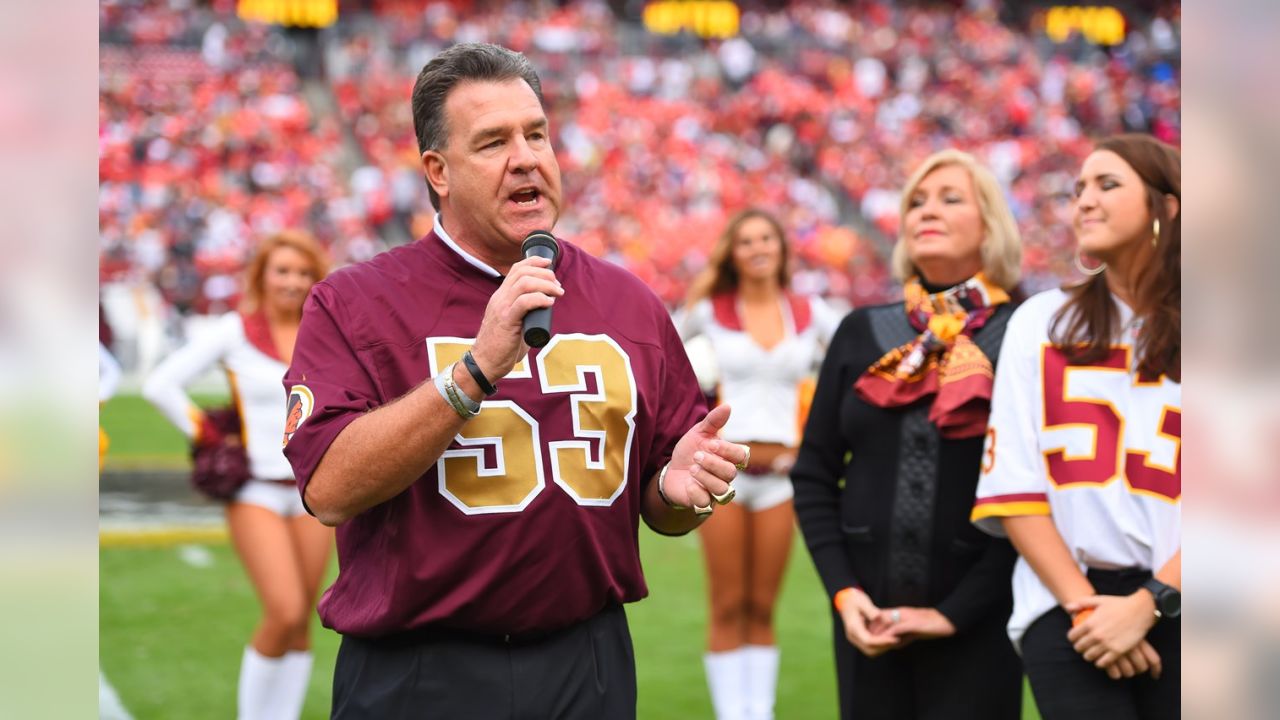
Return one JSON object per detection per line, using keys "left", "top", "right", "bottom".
{"left": 1152, "top": 218, "right": 1160, "bottom": 247}
{"left": 1075, "top": 249, "right": 1106, "bottom": 276}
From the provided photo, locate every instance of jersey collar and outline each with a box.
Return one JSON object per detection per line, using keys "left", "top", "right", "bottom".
{"left": 434, "top": 213, "right": 501, "bottom": 278}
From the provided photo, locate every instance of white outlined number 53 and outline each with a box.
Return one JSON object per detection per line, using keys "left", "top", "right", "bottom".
{"left": 426, "top": 334, "right": 638, "bottom": 515}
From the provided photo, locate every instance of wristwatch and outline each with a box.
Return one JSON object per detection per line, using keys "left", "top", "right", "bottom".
{"left": 1140, "top": 578, "right": 1181, "bottom": 620}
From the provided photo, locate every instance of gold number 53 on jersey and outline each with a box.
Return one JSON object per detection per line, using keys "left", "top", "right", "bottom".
{"left": 426, "top": 335, "right": 638, "bottom": 514}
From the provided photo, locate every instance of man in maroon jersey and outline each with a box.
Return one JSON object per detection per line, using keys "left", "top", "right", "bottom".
{"left": 281, "top": 43, "right": 748, "bottom": 719}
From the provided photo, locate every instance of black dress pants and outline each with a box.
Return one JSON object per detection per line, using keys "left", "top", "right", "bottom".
{"left": 1022, "top": 568, "right": 1180, "bottom": 720}
{"left": 331, "top": 603, "right": 636, "bottom": 719}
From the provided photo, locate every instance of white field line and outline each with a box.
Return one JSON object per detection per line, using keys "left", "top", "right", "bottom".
{"left": 99, "top": 671, "right": 134, "bottom": 720}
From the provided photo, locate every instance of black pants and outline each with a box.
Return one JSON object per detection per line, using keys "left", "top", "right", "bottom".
{"left": 833, "top": 610, "right": 1023, "bottom": 720}
{"left": 331, "top": 604, "right": 636, "bottom": 719}
{"left": 1022, "top": 568, "right": 1180, "bottom": 720}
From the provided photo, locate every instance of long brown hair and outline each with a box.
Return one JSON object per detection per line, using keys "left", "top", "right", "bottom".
{"left": 240, "top": 230, "right": 330, "bottom": 314}
{"left": 685, "top": 208, "right": 791, "bottom": 305}
{"left": 1051, "top": 134, "right": 1180, "bottom": 381}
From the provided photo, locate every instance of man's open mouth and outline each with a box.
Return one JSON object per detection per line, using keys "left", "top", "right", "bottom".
{"left": 512, "top": 189, "right": 539, "bottom": 206}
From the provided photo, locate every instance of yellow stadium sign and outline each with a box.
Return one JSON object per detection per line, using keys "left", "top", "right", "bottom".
{"left": 237, "top": 0, "right": 337, "bottom": 28}
{"left": 1043, "top": 6, "right": 1127, "bottom": 46}
{"left": 643, "top": 1, "right": 739, "bottom": 39}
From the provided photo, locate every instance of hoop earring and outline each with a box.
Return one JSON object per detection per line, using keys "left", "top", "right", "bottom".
{"left": 1074, "top": 249, "right": 1106, "bottom": 276}
{"left": 1152, "top": 218, "right": 1160, "bottom": 247}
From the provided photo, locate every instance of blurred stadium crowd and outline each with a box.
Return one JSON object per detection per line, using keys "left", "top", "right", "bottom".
{"left": 99, "top": 0, "right": 1179, "bottom": 337}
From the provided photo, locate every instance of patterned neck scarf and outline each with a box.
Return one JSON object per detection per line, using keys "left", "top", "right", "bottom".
{"left": 854, "top": 273, "right": 1010, "bottom": 439}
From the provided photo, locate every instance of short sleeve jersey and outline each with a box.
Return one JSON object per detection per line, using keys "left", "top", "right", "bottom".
{"left": 972, "top": 289, "right": 1181, "bottom": 647}
{"left": 282, "top": 230, "right": 706, "bottom": 638}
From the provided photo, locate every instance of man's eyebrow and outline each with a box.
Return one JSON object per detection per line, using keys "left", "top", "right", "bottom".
{"left": 470, "top": 126, "right": 507, "bottom": 144}
{"left": 469, "top": 118, "right": 547, "bottom": 144}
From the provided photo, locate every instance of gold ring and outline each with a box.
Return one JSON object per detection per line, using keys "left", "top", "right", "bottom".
{"left": 734, "top": 445, "right": 751, "bottom": 471}
{"left": 712, "top": 486, "right": 736, "bottom": 505}
{"left": 693, "top": 503, "right": 714, "bottom": 516}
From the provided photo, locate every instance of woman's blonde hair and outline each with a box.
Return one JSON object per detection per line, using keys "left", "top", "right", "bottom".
{"left": 891, "top": 149, "right": 1022, "bottom": 291}
{"left": 240, "top": 230, "right": 330, "bottom": 314}
{"left": 685, "top": 208, "right": 791, "bottom": 306}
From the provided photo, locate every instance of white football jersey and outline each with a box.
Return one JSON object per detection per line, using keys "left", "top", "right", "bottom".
{"left": 143, "top": 312, "right": 294, "bottom": 480}
{"left": 972, "top": 288, "right": 1181, "bottom": 648}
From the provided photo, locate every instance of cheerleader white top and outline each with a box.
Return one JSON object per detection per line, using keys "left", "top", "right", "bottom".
{"left": 143, "top": 311, "right": 294, "bottom": 480}
{"left": 99, "top": 342, "right": 122, "bottom": 402}
{"left": 676, "top": 292, "right": 841, "bottom": 446}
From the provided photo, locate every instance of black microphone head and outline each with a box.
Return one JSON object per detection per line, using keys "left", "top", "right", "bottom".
{"left": 524, "top": 325, "right": 552, "bottom": 348}
{"left": 521, "top": 231, "right": 560, "bottom": 268}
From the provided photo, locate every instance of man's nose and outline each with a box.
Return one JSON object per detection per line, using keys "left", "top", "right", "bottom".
{"left": 508, "top": 136, "right": 537, "bottom": 173}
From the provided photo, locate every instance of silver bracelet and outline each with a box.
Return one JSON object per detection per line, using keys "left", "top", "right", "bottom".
{"left": 656, "top": 463, "right": 685, "bottom": 510}
{"left": 446, "top": 364, "right": 481, "bottom": 416}
{"left": 436, "top": 363, "right": 479, "bottom": 419}
{"left": 434, "top": 365, "right": 468, "bottom": 418}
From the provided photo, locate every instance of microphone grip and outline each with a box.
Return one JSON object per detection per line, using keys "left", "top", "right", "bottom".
{"left": 522, "top": 306, "right": 553, "bottom": 348}
{"left": 520, "top": 238, "right": 558, "bottom": 348}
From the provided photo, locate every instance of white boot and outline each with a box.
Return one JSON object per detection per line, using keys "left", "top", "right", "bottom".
{"left": 268, "top": 650, "right": 313, "bottom": 720}
{"left": 237, "top": 646, "right": 285, "bottom": 720}
{"left": 742, "top": 644, "right": 779, "bottom": 720}
{"left": 704, "top": 648, "right": 749, "bottom": 720}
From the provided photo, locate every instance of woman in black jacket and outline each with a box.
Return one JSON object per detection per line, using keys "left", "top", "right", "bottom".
{"left": 792, "top": 149, "right": 1025, "bottom": 720}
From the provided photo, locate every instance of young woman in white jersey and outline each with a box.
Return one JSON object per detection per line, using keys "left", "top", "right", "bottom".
{"left": 144, "top": 231, "right": 332, "bottom": 720}
{"left": 972, "top": 134, "right": 1181, "bottom": 719}
{"left": 677, "top": 209, "right": 840, "bottom": 720}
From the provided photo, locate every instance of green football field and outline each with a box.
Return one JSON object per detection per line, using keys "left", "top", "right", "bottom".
{"left": 100, "top": 395, "right": 1040, "bottom": 718}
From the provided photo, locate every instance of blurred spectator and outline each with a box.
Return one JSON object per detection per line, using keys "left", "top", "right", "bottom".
{"left": 100, "top": 0, "right": 387, "bottom": 319}
{"left": 101, "top": 0, "right": 1179, "bottom": 314}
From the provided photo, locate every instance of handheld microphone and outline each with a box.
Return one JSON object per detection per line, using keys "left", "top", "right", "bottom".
{"left": 520, "top": 230, "right": 560, "bottom": 348}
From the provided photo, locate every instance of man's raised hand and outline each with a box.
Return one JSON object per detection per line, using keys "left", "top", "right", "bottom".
{"left": 661, "top": 404, "right": 746, "bottom": 512}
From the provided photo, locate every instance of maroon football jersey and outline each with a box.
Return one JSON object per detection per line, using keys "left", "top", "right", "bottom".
{"left": 283, "top": 231, "right": 707, "bottom": 637}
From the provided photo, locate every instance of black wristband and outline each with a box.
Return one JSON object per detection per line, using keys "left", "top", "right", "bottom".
{"left": 461, "top": 350, "right": 498, "bottom": 396}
